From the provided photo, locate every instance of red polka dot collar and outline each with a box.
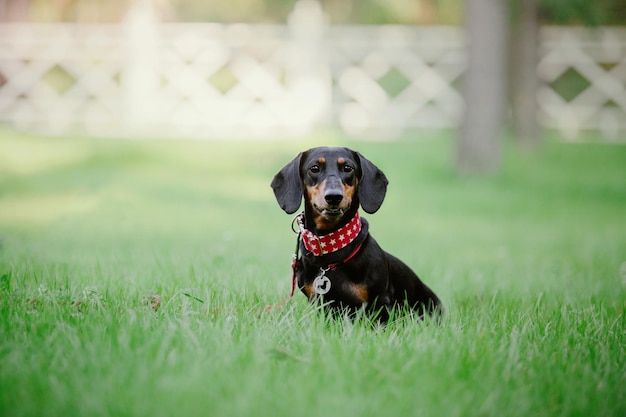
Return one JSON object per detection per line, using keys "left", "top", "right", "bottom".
{"left": 294, "top": 211, "right": 362, "bottom": 256}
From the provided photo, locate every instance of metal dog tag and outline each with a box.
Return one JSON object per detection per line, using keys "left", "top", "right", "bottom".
{"left": 313, "top": 268, "right": 331, "bottom": 295}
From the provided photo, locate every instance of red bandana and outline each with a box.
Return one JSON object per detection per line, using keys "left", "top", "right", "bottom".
{"left": 296, "top": 212, "right": 362, "bottom": 256}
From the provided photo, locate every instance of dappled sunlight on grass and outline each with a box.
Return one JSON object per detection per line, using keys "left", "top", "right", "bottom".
{"left": 0, "top": 192, "right": 98, "bottom": 227}
{"left": 0, "top": 131, "right": 288, "bottom": 232}
{"left": 0, "top": 133, "right": 92, "bottom": 175}
{"left": 1, "top": 130, "right": 625, "bottom": 285}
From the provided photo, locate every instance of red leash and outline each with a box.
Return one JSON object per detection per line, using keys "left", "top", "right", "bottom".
{"left": 290, "top": 232, "right": 301, "bottom": 297}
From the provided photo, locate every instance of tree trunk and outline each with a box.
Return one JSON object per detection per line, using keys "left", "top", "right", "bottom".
{"left": 510, "top": 0, "right": 540, "bottom": 147}
{"left": 457, "top": 0, "right": 508, "bottom": 174}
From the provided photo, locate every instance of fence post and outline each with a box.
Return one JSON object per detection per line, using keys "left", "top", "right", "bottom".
{"left": 286, "top": 0, "right": 331, "bottom": 132}
{"left": 121, "top": 0, "right": 160, "bottom": 134}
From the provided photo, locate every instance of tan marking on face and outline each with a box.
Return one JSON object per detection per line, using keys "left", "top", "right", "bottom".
{"left": 306, "top": 179, "right": 343, "bottom": 230}
{"left": 312, "top": 214, "right": 339, "bottom": 231}
{"left": 318, "top": 157, "right": 326, "bottom": 164}
{"left": 343, "top": 181, "right": 356, "bottom": 202}
{"left": 305, "top": 181, "right": 326, "bottom": 212}
{"left": 337, "top": 157, "right": 345, "bottom": 164}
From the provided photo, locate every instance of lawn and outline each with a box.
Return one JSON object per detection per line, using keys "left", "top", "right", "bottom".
{"left": 0, "top": 128, "right": 624, "bottom": 417}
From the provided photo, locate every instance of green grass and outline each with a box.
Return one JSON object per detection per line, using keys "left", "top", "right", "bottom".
{"left": 0, "top": 128, "right": 624, "bottom": 417}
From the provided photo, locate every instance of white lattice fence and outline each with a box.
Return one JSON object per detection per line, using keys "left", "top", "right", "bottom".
{"left": 329, "top": 25, "right": 465, "bottom": 134}
{"left": 157, "top": 24, "right": 294, "bottom": 136}
{"left": 538, "top": 27, "right": 626, "bottom": 139}
{"left": 0, "top": 24, "right": 125, "bottom": 135}
{"left": 1, "top": 10, "right": 625, "bottom": 139}
{"left": 0, "top": 1, "right": 331, "bottom": 137}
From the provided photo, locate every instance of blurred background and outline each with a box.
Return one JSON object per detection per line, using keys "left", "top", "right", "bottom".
{"left": 1, "top": 0, "right": 625, "bottom": 168}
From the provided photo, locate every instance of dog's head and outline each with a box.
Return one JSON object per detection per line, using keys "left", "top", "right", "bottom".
{"left": 271, "top": 147, "right": 388, "bottom": 230}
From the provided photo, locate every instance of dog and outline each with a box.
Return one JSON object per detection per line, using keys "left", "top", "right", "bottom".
{"left": 271, "top": 146, "right": 441, "bottom": 321}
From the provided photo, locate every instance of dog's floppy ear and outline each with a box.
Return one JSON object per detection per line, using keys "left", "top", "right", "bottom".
{"left": 271, "top": 152, "right": 304, "bottom": 214}
{"left": 356, "top": 152, "right": 388, "bottom": 214}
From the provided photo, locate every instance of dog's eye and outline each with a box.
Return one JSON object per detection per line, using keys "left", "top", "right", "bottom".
{"left": 309, "top": 165, "right": 320, "bottom": 174}
{"left": 343, "top": 165, "right": 354, "bottom": 173}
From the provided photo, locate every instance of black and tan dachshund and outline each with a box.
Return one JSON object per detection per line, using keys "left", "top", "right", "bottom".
{"left": 271, "top": 146, "right": 441, "bottom": 321}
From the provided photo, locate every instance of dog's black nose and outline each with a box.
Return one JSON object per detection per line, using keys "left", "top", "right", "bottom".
{"left": 324, "top": 191, "right": 343, "bottom": 206}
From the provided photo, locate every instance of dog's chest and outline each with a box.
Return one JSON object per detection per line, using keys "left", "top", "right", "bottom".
{"left": 298, "top": 264, "right": 369, "bottom": 306}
